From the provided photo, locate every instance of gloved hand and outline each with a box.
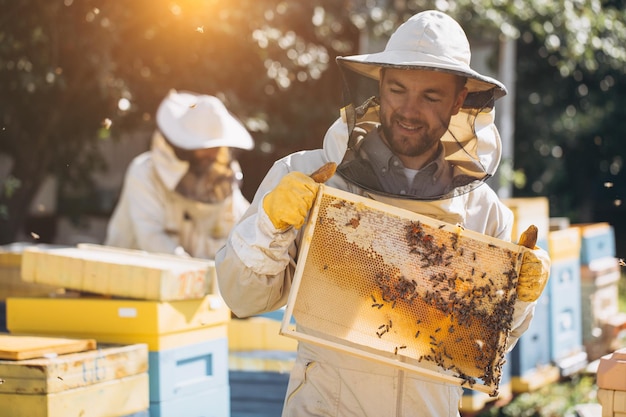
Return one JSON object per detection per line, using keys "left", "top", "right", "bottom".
{"left": 263, "top": 171, "right": 320, "bottom": 230}
{"left": 516, "top": 225, "right": 551, "bottom": 302}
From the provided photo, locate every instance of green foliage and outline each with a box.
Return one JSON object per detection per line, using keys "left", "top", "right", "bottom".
{"left": 2, "top": 0, "right": 626, "bottom": 243}
{"left": 475, "top": 375, "right": 598, "bottom": 417}
{"left": 0, "top": 0, "right": 357, "bottom": 242}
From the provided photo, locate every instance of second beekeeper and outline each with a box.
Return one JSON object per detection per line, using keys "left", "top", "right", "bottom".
{"left": 105, "top": 90, "right": 254, "bottom": 259}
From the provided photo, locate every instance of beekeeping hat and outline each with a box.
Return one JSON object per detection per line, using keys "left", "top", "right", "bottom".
{"left": 336, "top": 10, "right": 507, "bottom": 106}
{"left": 330, "top": 10, "right": 507, "bottom": 201}
{"left": 156, "top": 90, "right": 254, "bottom": 151}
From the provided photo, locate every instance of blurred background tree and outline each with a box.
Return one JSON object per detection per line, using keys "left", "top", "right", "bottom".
{"left": 1, "top": 0, "right": 625, "bottom": 252}
{"left": 0, "top": 0, "right": 357, "bottom": 243}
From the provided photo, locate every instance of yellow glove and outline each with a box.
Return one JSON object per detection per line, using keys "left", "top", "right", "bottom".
{"left": 516, "top": 225, "right": 551, "bottom": 302}
{"left": 263, "top": 171, "right": 320, "bottom": 230}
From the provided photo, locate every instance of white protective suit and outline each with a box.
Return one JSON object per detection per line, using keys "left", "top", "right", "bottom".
{"left": 216, "top": 111, "right": 537, "bottom": 417}
{"left": 105, "top": 132, "right": 250, "bottom": 259}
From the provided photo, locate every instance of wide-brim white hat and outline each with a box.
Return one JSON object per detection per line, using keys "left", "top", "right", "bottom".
{"left": 156, "top": 90, "right": 254, "bottom": 150}
{"left": 337, "top": 10, "right": 507, "bottom": 103}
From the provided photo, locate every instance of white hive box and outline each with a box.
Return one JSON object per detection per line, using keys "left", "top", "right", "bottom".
{"left": 281, "top": 185, "right": 527, "bottom": 396}
{"left": 20, "top": 244, "right": 216, "bottom": 301}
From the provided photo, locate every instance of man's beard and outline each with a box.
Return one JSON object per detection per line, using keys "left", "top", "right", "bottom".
{"left": 380, "top": 115, "right": 440, "bottom": 158}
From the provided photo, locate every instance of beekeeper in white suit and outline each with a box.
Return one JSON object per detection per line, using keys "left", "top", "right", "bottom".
{"left": 216, "top": 10, "right": 550, "bottom": 417}
{"left": 105, "top": 90, "right": 254, "bottom": 259}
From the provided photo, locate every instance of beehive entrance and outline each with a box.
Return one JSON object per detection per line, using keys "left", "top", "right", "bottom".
{"left": 281, "top": 186, "right": 525, "bottom": 395}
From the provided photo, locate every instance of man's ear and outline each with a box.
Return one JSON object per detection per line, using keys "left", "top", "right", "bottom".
{"left": 452, "top": 87, "right": 469, "bottom": 115}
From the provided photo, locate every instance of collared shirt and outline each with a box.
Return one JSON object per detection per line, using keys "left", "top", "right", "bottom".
{"left": 337, "top": 128, "right": 456, "bottom": 199}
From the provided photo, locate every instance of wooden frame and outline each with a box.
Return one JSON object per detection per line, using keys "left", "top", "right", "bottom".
{"left": 280, "top": 185, "right": 526, "bottom": 396}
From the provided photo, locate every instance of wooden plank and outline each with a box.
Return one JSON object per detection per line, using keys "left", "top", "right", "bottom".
{"left": 0, "top": 335, "right": 96, "bottom": 360}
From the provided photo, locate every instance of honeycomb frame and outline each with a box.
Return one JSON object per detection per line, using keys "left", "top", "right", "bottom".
{"left": 280, "top": 185, "right": 526, "bottom": 396}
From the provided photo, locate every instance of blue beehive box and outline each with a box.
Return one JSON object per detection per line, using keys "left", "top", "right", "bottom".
{"left": 547, "top": 258, "right": 585, "bottom": 369}
{"left": 148, "top": 336, "right": 229, "bottom": 417}
{"left": 546, "top": 228, "right": 587, "bottom": 376}
{"left": 573, "top": 223, "right": 616, "bottom": 265}
{"left": 510, "top": 291, "right": 552, "bottom": 377}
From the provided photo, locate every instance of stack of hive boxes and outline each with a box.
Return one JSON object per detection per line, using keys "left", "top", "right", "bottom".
{"left": 499, "top": 197, "right": 561, "bottom": 394}
{"left": 573, "top": 223, "right": 626, "bottom": 361}
{"left": 545, "top": 225, "right": 587, "bottom": 376}
{"left": 5, "top": 244, "right": 230, "bottom": 417}
{"left": 0, "top": 334, "right": 150, "bottom": 417}
{"left": 228, "top": 309, "right": 297, "bottom": 417}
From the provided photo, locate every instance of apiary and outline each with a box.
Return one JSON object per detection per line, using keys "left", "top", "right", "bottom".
{"left": 280, "top": 185, "right": 527, "bottom": 396}
{"left": 20, "top": 243, "right": 216, "bottom": 301}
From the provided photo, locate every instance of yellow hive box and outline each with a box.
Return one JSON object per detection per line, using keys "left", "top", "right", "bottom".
{"left": 229, "top": 350, "right": 296, "bottom": 374}
{"left": 10, "top": 324, "right": 229, "bottom": 352}
{"left": 501, "top": 197, "right": 550, "bottom": 244}
{"left": 0, "top": 373, "right": 149, "bottom": 417}
{"left": 229, "top": 317, "right": 298, "bottom": 352}
{"left": 281, "top": 185, "right": 528, "bottom": 396}
{"left": 20, "top": 243, "right": 216, "bottom": 301}
{"left": 0, "top": 244, "right": 64, "bottom": 300}
{"left": 7, "top": 294, "right": 230, "bottom": 351}
{"left": 547, "top": 227, "right": 581, "bottom": 261}
{"left": 0, "top": 343, "right": 147, "bottom": 394}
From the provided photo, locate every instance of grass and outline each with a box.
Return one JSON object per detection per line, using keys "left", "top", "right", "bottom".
{"left": 471, "top": 271, "right": 626, "bottom": 417}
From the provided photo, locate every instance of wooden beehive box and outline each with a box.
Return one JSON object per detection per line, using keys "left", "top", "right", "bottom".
{"left": 281, "top": 185, "right": 527, "bottom": 396}
{"left": 0, "top": 339, "right": 149, "bottom": 417}
{"left": 0, "top": 244, "right": 64, "bottom": 300}
{"left": 20, "top": 244, "right": 216, "bottom": 301}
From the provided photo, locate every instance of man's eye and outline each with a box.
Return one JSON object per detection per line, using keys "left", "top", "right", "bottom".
{"left": 425, "top": 96, "right": 440, "bottom": 102}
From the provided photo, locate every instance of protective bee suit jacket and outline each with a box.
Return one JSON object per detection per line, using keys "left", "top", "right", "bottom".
{"left": 105, "top": 132, "right": 250, "bottom": 259}
{"left": 215, "top": 108, "right": 537, "bottom": 417}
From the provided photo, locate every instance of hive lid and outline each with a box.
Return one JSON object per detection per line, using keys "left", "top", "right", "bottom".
{"left": 0, "top": 334, "right": 97, "bottom": 360}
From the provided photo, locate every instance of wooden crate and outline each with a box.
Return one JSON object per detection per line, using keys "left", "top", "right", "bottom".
{"left": 597, "top": 389, "right": 626, "bottom": 417}
{"left": 20, "top": 244, "right": 216, "bottom": 301}
{"left": 0, "top": 342, "right": 147, "bottom": 394}
{"left": 281, "top": 185, "right": 527, "bottom": 396}
{"left": 0, "top": 373, "right": 149, "bottom": 417}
